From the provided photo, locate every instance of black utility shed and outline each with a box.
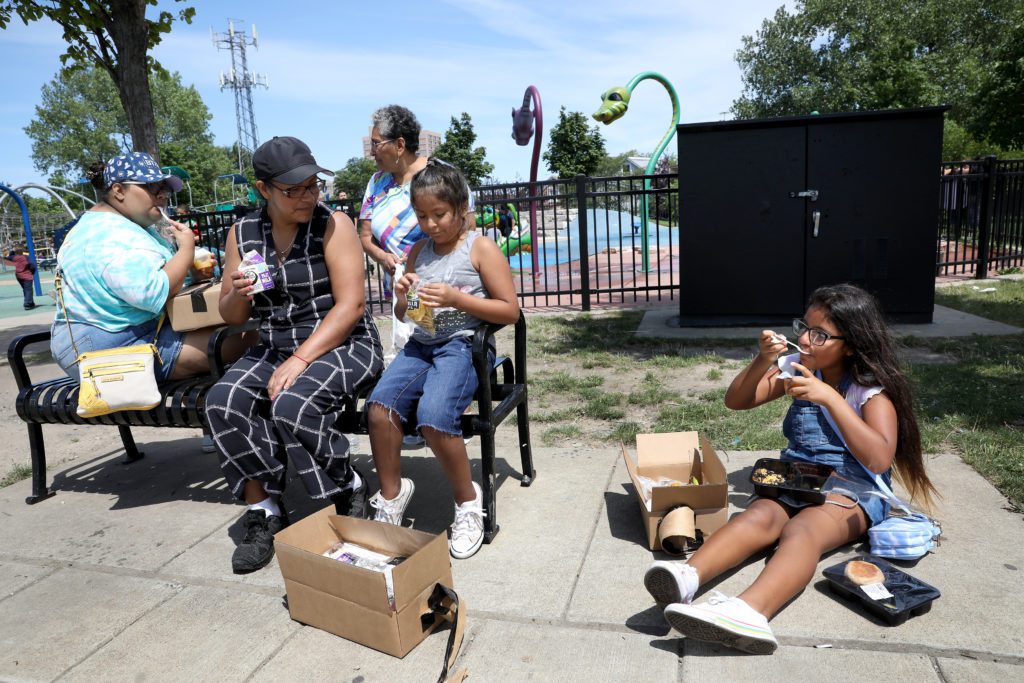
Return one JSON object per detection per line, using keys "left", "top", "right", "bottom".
{"left": 676, "top": 106, "right": 947, "bottom": 325}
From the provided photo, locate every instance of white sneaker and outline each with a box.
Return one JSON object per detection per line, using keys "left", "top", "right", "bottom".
{"left": 663, "top": 591, "right": 778, "bottom": 655}
{"left": 369, "top": 478, "right": 415, "bottom": 525}
{"left": 201, "top": 434, "right": 216, "bottom": 453}
{"left": 644, "top": 561, "right": 699, "bottom": 604}
{"left": 449, "top": 482, "right": 485, "bottom": 559}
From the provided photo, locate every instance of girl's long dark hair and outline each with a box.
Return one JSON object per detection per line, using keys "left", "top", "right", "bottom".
{"left": 809, "top": 283, "right": 938, "bottom": 509}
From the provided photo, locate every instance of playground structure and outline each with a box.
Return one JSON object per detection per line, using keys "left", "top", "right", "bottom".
{"left": 161, "top": 166, "right": 194, "bottom": 208}
{"left": 213, "top": 173, "right": 252, "bottom": 211}
{"left": 511, "top": 85, "right": 543, "bottom": 275}
{"left": 0, "top": 183, "right": 44, "bottom": 297}
{"left": 593, "top": 71, "right": 680, "bottom": 271}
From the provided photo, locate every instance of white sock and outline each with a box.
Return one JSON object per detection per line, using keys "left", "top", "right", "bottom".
{"left": 249, "top": 496, "right": 281, "bottom": 518}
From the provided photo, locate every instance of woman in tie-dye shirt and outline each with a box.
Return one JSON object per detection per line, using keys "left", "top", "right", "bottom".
{"left": 358, "top": 105, "right": 473, "bottom": 294}
{"left": 50, "top": 153, "right": 238, "bottom": 381}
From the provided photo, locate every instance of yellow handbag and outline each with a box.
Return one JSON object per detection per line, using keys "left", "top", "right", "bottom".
{"left": 55, "top": 273, "right": 163, "bottom": 418}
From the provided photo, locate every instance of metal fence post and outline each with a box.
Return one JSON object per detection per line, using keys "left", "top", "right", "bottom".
{"left": 575, "top": 174, "right": 591, "bottom": 311}
{"left": 975, "top": 155, "right": 997, "bottom": 278}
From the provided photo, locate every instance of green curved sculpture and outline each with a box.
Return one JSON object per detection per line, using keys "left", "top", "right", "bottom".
{"left": 594, "top": 71, "right": 680, "bottom": 271}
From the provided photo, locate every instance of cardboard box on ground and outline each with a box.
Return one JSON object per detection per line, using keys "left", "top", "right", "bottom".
{"left": 167, "top": 280, "right": 224, "bottom": 332}
{"left": 621, "top": 432, "right": 729, "bottom": 553}
{"left": 274, "top": 506, "right": 455, "bottom": 658}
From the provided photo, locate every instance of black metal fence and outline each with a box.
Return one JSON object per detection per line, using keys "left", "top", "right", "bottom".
{"left": 12, "top": 159, "right": 1015, "bottom": 311}
{"left": 281, "top": 174, "right": 678, "bottom": 315}
{"left": 938, "top": 156, "right": 1024, "bottom": 278}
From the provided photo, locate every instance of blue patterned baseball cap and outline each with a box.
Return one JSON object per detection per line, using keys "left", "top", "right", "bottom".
{"left": 103, "top": 152, "right": 184, "bottom": 192}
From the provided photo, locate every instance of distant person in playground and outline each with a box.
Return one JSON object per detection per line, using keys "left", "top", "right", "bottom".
{"left": 50, "top": 153, "right": 239, "bottom": 383}
{"left": 366, "top": 160, "right": 519, "bottom": 559}
{"left": 498, "top": 204, "right": 516, "bottom": 239}
{"left": 358, "top": 105, "right": 474, "bottom": 296}
{"left": 5, "top": 244, "right": 37, "bottom": 310}
{"left": 643, "top": 283, "right": 938, "bottom": 654}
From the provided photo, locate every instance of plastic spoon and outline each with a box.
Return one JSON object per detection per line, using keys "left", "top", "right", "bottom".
{"left": 771, "top": 334, "right": 803, "bottom": 354}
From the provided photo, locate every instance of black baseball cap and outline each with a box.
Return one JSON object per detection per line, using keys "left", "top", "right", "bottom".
{"left": 252, "top": 136, "right": 332, "bottom": 184}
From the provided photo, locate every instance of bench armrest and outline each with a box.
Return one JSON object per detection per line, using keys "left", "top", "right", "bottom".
{"left": 472, "top": 311, "right": 527, "bottom": 420}
{"left": 208, "top": 320, "right": 259, "bottom": 379}
{"left": 8, "top": 330, "right": 54, "bottom": 390}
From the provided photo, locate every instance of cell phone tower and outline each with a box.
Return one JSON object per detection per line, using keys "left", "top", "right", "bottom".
{"left": 213, "top": 19, "right": 268, "bottom": 173}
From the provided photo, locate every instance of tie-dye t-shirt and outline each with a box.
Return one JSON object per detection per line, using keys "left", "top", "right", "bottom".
{"left": 359, "top": 166, "right": 475, "bottom": 257}
{"left": 55, "top": 210, "right": 172, "bottom": 331}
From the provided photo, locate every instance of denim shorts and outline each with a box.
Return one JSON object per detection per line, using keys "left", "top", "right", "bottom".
{"left": 51, "top": 317, "right": 185, "bottom": 382}
{"left": 367, "top": 336, "right": 486, "bottom": 436}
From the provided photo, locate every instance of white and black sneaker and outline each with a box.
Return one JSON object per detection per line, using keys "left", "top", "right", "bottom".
{"left": 644, "top": 561, "right": 699, "bottom": 604}
{"left": 448, "top": 482, "right": 485, "bottom": 559}
{"left": 370, "top": 478, "right": 415, "bottom": 525}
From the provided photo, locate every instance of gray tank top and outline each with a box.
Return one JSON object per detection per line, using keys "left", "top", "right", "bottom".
{"left": 410, "top": 231, "right": 488, "bottom": 345}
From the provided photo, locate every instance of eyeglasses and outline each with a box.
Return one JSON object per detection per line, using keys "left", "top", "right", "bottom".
{"left": 369, "top": 138, "right": 394, "bottom": 150}
{"left": 272, "top": 180, "right": 325, "bottom": 199}
{"left": 792, "top": 319, "right": 845, "bottom": 346}
{"left": 122, "top": 181, "right": 170, "bottom": 197}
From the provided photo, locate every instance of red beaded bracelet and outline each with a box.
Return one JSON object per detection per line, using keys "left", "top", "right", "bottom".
{"left": 292, "top": 352, "right": 311, "bottom": 366}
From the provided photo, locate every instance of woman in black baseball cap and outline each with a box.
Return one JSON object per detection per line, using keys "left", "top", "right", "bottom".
{"left": 206, "top": 136, "right": 384, "bottom": 574}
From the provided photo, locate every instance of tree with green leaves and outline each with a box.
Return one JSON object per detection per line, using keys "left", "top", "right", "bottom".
{"left": 0, "top": 0, "right": 195, "bottom": 162}
{"left": 731, "top": 0, "right": 1023, "bottom": 158}
{"left": 543, "top": 107, "right": 607, "bottom": 179}
{"left": 594, "top": 149, "right": 640, "bottom": 178}
{"left": 432, "top": 113, "right": 494, "bottom": 185}
{"left": 332, "top": 157, "right": 377, "bottom": 210}
{"left": 25, "top": 66, "right": 234, "bottom": 208}
{"left": 968, "top": 3, "right": 1024, "bottom": 151}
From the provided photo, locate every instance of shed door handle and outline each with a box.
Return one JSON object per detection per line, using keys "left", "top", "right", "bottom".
{"left": 812, "top": 210, "right": 821, "bottom": 237}
{"left": 789, "top": 189, "right": 819, "bottom": 201}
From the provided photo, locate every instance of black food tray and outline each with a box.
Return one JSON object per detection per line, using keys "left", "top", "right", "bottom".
{"left": 823, "top": 556, "right": 940, "bottom": 626}
{"left": 749, "top": 458, "right": 834, "bottom": 505}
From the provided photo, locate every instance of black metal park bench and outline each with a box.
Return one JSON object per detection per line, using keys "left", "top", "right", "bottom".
{"left": 8, "top": 314, "right": 534, "bottom": 543}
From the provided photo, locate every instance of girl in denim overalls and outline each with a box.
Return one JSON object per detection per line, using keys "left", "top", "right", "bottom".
{"left": 644, "top": 284, "right": 938, "bottom": 654}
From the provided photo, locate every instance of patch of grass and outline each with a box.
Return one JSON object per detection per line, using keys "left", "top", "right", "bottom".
{"left": 705, "top": 369, "right": 723, "bottom": 381}
{"left": 996, "top": 267, "right": 1021, "bottom": 275}
{"left": 533, "top": 407, "right": 585, "bottom": 423}
{"left": 607, "top": 421, "right": 643, "bottom": 445}
{"left": 653, "top": 388, "right": 789, "bottom": 451}
{"left": 935, "top": 280, "right": 1024, "bottom": 328}
{"left": 532, "top": 371, "right": 604, "bottom": 394}
{"left": 906, "top": 333, "right": 1024, "bottom": 510}
{"left": 584, "top": 393, "right": 626, "bottom": 420}
{"left": 541, "top": 424, "right": 583, "bottom": 445}
{"left": 627, "top": 372, "right": 681, "bottom": 406}
{"left": 0, "top": 464, "right": 32, "bottom": 489}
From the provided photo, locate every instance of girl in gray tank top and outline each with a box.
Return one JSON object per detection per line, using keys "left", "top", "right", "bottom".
{"left": 365, "top": 160, "right": 521, "bottom": 559}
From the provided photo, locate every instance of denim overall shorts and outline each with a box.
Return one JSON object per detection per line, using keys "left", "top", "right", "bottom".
{"left": 778, "top": 379, "right": 890, "bottom": 526}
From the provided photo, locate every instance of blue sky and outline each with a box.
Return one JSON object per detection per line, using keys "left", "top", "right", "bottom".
{"left": 0, "top": 0, "right": 782, "bottom": 189}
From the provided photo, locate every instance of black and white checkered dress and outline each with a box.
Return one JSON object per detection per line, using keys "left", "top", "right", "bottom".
{"left": 205, "top": 204, "right": 383, "bottom": 501}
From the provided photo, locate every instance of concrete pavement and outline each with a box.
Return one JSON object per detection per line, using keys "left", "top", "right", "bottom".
{"left": 0, "top": 437, "right": 1021, "bottom": 682}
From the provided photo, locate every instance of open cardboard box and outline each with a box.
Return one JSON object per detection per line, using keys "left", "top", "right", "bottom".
{"left": 274, "top": 506, "right": 454, "bottom": 658}
{"left": 621, "top": 432, "right": 729, "bottom": 551}
{"left": 167, "top": 279, "right": 224, "bottom": 332}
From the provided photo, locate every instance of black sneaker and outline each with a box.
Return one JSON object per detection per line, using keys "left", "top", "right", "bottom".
{"left": 231, "top": 509, "right": 287, "bottom": 574}
{"left": 332, "top": 468, "right": 369, "bottom": 518}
